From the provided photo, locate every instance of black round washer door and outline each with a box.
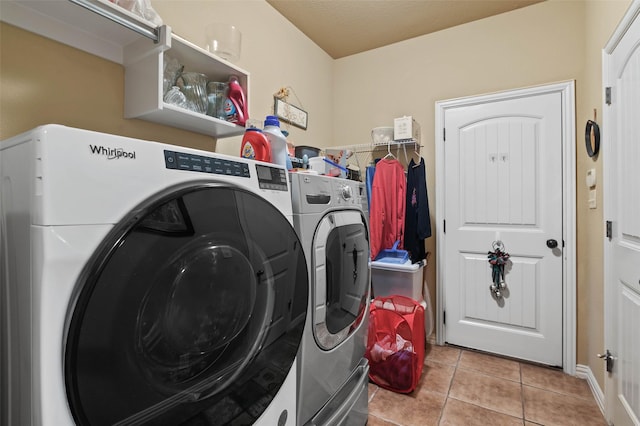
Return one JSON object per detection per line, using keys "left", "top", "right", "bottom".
{"left": 65, "top": 184, "right": 308, "bottom": 426}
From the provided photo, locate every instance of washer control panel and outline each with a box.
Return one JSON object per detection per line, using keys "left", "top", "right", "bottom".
{"left": 164, "top": 150, "right": 250, "bottom": 177}
{"left": 164, "top": 150, "right": 288, "bottom": 191}
{"left": 255, "top": 164, "right": 288, "bottom": 191}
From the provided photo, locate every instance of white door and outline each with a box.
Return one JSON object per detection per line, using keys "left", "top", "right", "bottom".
{"left": 438, "top": 84, "right": 573, "bottom": 366}
{"left": 603, "top": 2, "right": 640, "bottom": 424}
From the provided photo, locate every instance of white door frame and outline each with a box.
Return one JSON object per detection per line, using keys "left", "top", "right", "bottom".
{"left": 435, "top": 81, "right": 577, "bottom": 374}
{"left": 602, "top": 0, "right": 640, "bottom": 422}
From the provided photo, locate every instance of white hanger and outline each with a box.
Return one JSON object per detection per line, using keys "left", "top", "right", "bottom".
{"left": 401, "top": 143, "right": 409, "bottom": 164}
{"left": 383, "top": 140, "right": 395, "bottom": 159}
{"left": 412, "top": 141, "right": 422, "bottom": 167}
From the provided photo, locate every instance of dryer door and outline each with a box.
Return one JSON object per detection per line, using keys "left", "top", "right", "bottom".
{"left": 64, "top": 184, "right": 307, "bottom": 426}
{"left": 312, "top": 210, "right": 370, "bottom": 350}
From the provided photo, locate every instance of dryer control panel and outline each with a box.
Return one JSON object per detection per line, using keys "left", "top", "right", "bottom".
{"left": 331, "top": 179, "right": 365, "bottom": 207}
{"left": 290, "top": 173, "right": 367, "bottom": 211}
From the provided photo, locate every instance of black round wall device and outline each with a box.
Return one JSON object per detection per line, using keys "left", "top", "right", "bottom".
{"left": 585, "top": 120, "right": 600, "bottom": 158}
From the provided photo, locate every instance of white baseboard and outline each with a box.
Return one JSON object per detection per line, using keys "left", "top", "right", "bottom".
{"left": 576, "top": 364, "right": 605, "bottom": 417}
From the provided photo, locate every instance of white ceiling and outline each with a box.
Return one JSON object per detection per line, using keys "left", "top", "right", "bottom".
{"left": 266, "top": 0, "right": 544, "bottom": 59}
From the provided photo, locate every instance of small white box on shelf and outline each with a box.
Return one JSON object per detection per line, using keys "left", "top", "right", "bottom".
{"left": 393, "top": 116, "right": 420, "bottom": 141}
{"left": 371, "top": 259, "right": 425, "bottom": 302}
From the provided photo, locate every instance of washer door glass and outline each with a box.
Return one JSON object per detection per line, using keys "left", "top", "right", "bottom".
{"left": 312, "top": 210, "right": 370, "bottom": 350}
{"left": 65, "top": 184, "right": 308, "bottom": 426}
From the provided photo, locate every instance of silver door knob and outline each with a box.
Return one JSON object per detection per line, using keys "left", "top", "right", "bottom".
{"left": 597, "top": 349, "right": 614, "bottom": 373}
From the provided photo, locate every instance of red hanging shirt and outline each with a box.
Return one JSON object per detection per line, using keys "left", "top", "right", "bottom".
{"left": 369, "top": 158, "right": 406, "bottom": 260}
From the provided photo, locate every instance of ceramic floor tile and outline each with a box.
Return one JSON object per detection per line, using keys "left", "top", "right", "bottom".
{"left": 363, "top": 346, "right": 603, "bottom": 425}
{"left": 521, "top": 363, "right": 593, "bottom": 399}
{"left": 439, "top": 398, "right": 524, "bottom": 426}
{"left": 424, "top": 343, "right": 461, "bottom": 367}
{"left": 415, "top": 359, "right": 455, "bottom": 395}
{"left": 523, "top": 385, "right": 607, "bottom": 426}
{"left": 449, "top": 368, "right": 523, "bottom": 418}
{"left": 369, "top": 387, "right": 446, "bottom": 426}
{"left": 458, "top": 350, "right": 521, "bottom": 382}
{"left": 368, "top": 382, "right": 380, "bottom": 402}
{"left": 367, "top": 414, "right": 399, "bottom": 425}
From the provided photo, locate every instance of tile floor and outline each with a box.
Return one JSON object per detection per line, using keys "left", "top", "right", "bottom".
{"left": 367, "top": 343, "right": 607, "bottom": 426}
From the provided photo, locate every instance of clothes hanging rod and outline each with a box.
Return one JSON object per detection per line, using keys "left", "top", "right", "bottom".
{"left": 68, "top": 0, "right": 160, "bottom": 42}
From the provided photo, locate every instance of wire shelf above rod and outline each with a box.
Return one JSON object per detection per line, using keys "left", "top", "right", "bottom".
{"left": 330, "top": 138, "right": 422, "bottom": 153}
{"left": 371, "top": 138, "right": 421, "bottom": 148}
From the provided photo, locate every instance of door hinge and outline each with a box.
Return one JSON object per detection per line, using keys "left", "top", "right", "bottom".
{"left": 443, "top": 128, "right": 446, "bottom": 141}
{"left": 606, "top": 220, "right": 612, "bottom": 240}
{"left": 443, "top": 311, "right": 446, "bottom": 325}
{"left": 606, "top": 87, "right": 612, "bottom": 105}
{"left": 443, "top": 220, "right": 446, "bottom": 234}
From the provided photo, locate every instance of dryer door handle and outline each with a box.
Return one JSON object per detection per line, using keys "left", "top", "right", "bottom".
{"left": 306, "top": 194, "right": 331, "bottom": 204}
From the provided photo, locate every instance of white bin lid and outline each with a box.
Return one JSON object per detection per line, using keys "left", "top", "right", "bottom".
{"left": 370, "top": 258, "right": 425, "bottom": 272}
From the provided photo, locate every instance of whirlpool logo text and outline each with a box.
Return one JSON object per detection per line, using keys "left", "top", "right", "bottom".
{"left": 89, "top": 145, "right": 136, "bottom": 160}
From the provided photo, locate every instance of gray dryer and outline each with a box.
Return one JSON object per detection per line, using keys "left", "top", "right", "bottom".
{"left": 290, "top": 173, "right": 370, "bottom": 426}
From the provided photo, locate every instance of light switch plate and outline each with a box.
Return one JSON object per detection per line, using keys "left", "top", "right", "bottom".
{"left": 586, "top": 169, "right": 596, "bottom": 188}
{"left": 589, "top": 188, "right": 597, "bottom": 209}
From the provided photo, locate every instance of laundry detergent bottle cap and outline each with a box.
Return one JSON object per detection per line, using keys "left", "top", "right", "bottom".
{"left": 240, "top": 128, "right": 271, "bottom": 162}
{"left": 264, "top": 115, "right": 280, "bottom": 127}
{"left": 224, "top": 75, "right": 248, "bottom": 126}
{"left": 263, "top": 115, "right": 290, "bottom": 170}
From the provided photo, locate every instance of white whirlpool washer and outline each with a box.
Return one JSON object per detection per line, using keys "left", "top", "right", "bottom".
{"left": 0, "top": 125, "right": 308, "bottom": 426}
{"left": 289, "top": 173, "right": 370, "bottom": 426}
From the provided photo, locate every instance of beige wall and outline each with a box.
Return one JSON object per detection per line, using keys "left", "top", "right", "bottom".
{"left": 0, "top": 0, "right": 333, "bottom": 154}
{"left": 0, "top": 23, "right": 217, "bottom": 150}
{"left": 333, "top": 0, "right": 630, "bottom": 389}
{"left": 0, "top": 0, "right": 631, "bottom": 392}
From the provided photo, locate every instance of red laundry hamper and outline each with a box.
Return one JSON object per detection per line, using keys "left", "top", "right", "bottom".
{"left": 365, "top": 295, "right": 425, "bottom": 393}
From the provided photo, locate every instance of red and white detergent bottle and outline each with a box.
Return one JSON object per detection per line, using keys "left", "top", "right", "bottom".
{"left": 223, "top": 75, "right": 248, "bottom": 126}
{"left": 240, "top": 128, "right": 271, "bottom": 162}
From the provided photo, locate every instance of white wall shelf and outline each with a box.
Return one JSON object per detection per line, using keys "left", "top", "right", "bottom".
{"left": 0, "top": 0, "right": 160, "bottom": 64}
{"left": 124, "top": 34, "right": 250, "bottom": 138}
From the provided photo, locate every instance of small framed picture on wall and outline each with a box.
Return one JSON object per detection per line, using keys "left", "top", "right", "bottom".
{"left": 274, "top": 98, "right": 308, "bottom": 130}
